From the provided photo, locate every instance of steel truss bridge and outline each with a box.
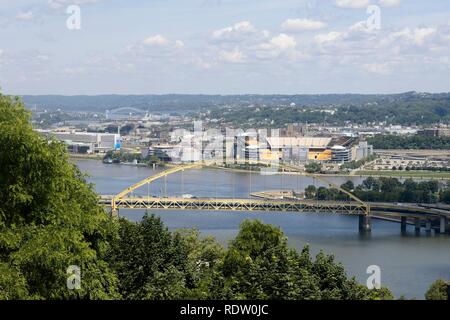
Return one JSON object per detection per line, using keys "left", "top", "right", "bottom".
{"left": 100, "top": 160, "right": 450, "bottom": 233}
{"left": 100, "top": 197, "right": 368, "bottom": 215}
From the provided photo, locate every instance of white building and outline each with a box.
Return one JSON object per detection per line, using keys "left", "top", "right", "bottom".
{"left": 37, "top": 130, "right": 121, "bottom": 153}
{"left": 331, "top": 145, "right": 351, "bottom": 162}
{"left": 352, "top": 141, "right": 374, "bottom": 161}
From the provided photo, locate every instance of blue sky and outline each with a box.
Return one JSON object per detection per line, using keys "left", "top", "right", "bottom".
{"left": 0, "top": 0, "right": 449, "bottom": 95}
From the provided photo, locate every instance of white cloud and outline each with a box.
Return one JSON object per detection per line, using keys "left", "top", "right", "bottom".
{"left": 256, "top": 34, "right": 299, "bottom": 60}
{"left": 212, "top": 21, "right": 260, "bottom": 41}
{"left": 174, "top": 40, "right": 184, "bottom": 49}
{"left": 16, "top": 11, "right": 34, "bottom": 21}
{"left": 220, "top": 48, "right": 245, "bottom": 63}
{"left": 194, "top": 58, "right": 215, "bottom": 70}
{"left": 123, "top": 35, "right": 185, "bottom": 65}
{"left": 379, "top": 0, "right": 401, "bottom": 7}
{"left": 315, "top": 31, "right": 342, "bottom": 44}
{"left": 349, "top": 21, "right": 371, "bottom": 33}
{"left": 141, "top": 35, "right": 184, "bottom": 49}
{"left": 266, "top": 34, "right": 297, "bottom": 51}
{"left": 413, "top": 27, "right": 437, "bottom": 46}
{"left": 380, "top": 27, "right": 437, "bottom": 47}
{"left": 336, "top": 0, "right": 370, "bottom": 9}
{"left": 143, "top": 35, "right": 170, "bottom": 46}
{"left": 281, "top": 18, "right": 327, "bottom": 32}
{"left": 362, "top": 62, "right": 393, "bottom": 75}
{"left": 48, "top": 0, "right": 105, "bottom": 10}
{"left": 37, "top": 54, "right": 50, "bottom": 61}
{"left": 63, "top": 67, "right": 85, "bottom": 75}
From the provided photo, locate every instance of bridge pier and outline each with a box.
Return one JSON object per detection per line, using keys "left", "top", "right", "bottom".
{"left": 401, "top": 216, "right": 407, "bottom": 233}
{"left": 414, "top": 218, "right": 421, "bottom": 233}
{"left": 359, "top": 215, "right": 371, "bottom": 233}
{"left": 440, "top": 217, "right": 447, "bottom": 234}
{"left": 425, "top": 220, "right": 432, "bottom": 233}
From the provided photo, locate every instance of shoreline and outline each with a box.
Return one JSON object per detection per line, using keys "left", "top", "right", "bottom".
{"left": 70, "top": 156, "right": 450, "bottom": 180}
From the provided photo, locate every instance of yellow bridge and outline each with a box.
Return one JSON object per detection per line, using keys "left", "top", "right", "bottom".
{"left": 100, "top": 160, "right": 450, "bottom": 233}
{"left": 100, "top": 197, "right": 368, "bottom": 215}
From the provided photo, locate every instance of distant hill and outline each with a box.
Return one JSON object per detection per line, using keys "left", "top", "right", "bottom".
{"left": 19, "top": 92, "right": 450, "bottom": 122}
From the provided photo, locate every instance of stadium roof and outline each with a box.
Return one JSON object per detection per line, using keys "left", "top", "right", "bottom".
{"left": 266, "top": 137, "right": 332, "bottom": 149}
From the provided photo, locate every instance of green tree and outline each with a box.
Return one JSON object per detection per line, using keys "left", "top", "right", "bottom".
{"left": 0, "top": 94, "right": 119, "bottom": 299}
{"left": 109, "top": 214, "right": 186, "bottom": 299}
{"left": 341, "top": 181, "right": 355, "bottom": 192}
{"left": 109, "top": 214, "right": 225, "bottom": 300}
{"left": 212, "top": 219, "right": 392, "bottom": 300}
{"left": 174, "top": 229, "right": 225, "bottom": 299}
{"left": 216, "top": 220, "right": 320, "bottom": 299}
{"left": 425, "top": 279, "right": 448, "bottom": 300}
{"left": 305, "top": 185, "right": 317, "bottom": 199}
{"left": 440, "top": 189, "right": 450, "bottom": 204}
{"left": 317, "top": 187, "right": 330, "bottom": 200}
{"left": 305, "top": 162, "right": 322, "bottom": 174}
{"left": 0, "top": 263, "right": 29, "bottom": 300}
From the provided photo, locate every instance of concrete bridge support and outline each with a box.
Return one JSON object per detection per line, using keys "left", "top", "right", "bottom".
{"left": 401, "top": 216, "right": 407, "bottom": 233}
{"left": 440, "top": 217, "right": 447, "bottom": 234}
{"left": 414, "top": 218, "right": 421, "bottom": 233}
{"left": 425, "top": 220, "right": 432, "bottom": 233}
{"left": 359, "top": 215, "right": 372, "bottom": 233}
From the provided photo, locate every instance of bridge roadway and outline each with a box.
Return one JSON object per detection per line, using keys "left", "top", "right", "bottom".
{"left": 98, "top": 195, "right": 450, "bottom": 234}
{"left": 99, "top": 160, "right": 450, "bottom": 233}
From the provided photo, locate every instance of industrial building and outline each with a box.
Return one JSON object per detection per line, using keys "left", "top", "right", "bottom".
{"left": 37, "top": 130, "right": 121, "bottom": 154}
{"left": 352, "top": 141, "right": 374, "bottom": 161}
{"left": 417, "top": 128, "right": 450, "bottom": 137}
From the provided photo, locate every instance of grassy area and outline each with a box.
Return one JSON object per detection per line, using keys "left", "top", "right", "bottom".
{"left": 356, "top": 170, "right": 450, "bottom": 179}
{"left": 69, "top": 153, "right": 104, "bottom": 160}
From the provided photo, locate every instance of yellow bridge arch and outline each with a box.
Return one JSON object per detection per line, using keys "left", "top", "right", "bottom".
{"left": 110, "top": 160, "right": 370, "bottom": 216}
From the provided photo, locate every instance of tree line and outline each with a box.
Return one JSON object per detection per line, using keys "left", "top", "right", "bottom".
{"left": 205, "top": 93, "right": 450, "bottom": 127}
{"left": 367, "top": 135, "right": 450, "bottom": 150}
{"left": 305, "top": 177, "right": 450, "bottom": 204}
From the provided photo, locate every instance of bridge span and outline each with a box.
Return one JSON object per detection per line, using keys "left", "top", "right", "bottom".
{"left": 100, "top": 161, "right": 450, "bottom": 234}
{"left": 98, "top": 195, "right": 450, "bottom": 234}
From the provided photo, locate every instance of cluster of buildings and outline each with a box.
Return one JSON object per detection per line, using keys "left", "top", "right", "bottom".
{"left": 144, "top": 131, "right": 373, "bottom": 165}
{"left": 36, "top": 129, "right": 121, "bottom": 154}
{"left": 417, "top": 128, "right": 450, "bottom": 137}
{"left": 36, "top": 122, "right": 375, "bottom": 166}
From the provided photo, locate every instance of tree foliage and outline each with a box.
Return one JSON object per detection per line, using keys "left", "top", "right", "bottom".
{"left": 108, "top": 217, "right": 394, "bottom": 300}
{"left": 0, "top": 94, "right": 119, "bottom": 299}
{"left": 425, "top": 279, "right": 448, "bottom": 300}
{"left": 305, "top": 177, "right": 446, "bottom": 204}
{"left": 367, "top": 135, "right": 450, "bottom": 150}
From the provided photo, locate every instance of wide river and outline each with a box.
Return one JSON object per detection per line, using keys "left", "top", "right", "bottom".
{"left": 75, "top": 159, "right": 450, "bottom": 299}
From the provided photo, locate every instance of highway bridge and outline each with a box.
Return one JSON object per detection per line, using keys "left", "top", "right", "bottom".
{"left": 99, "top": 160, "right": 450, "bottom": 234}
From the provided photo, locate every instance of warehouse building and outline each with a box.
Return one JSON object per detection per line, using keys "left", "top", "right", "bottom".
{"left": 37, "top": 130, "right": 121, "bottom": 153}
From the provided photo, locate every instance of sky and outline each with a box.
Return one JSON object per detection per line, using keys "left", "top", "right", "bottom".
{"left": 0, "top": 0, "right": 449, "bottom": 95}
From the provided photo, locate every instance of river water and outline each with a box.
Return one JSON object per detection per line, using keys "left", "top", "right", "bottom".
{"left": 75, "top": 159, "right": 450, "bottom": 299}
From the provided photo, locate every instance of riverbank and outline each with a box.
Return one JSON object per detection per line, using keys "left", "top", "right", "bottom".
{"left": 356, "top": 170, "right": 450, "bottom": 180}
{"left": 69, "top": 155, "right": 450, "bottom": 181}
{"left": 69, "top": 153, "right": 104, "bottom": 160}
